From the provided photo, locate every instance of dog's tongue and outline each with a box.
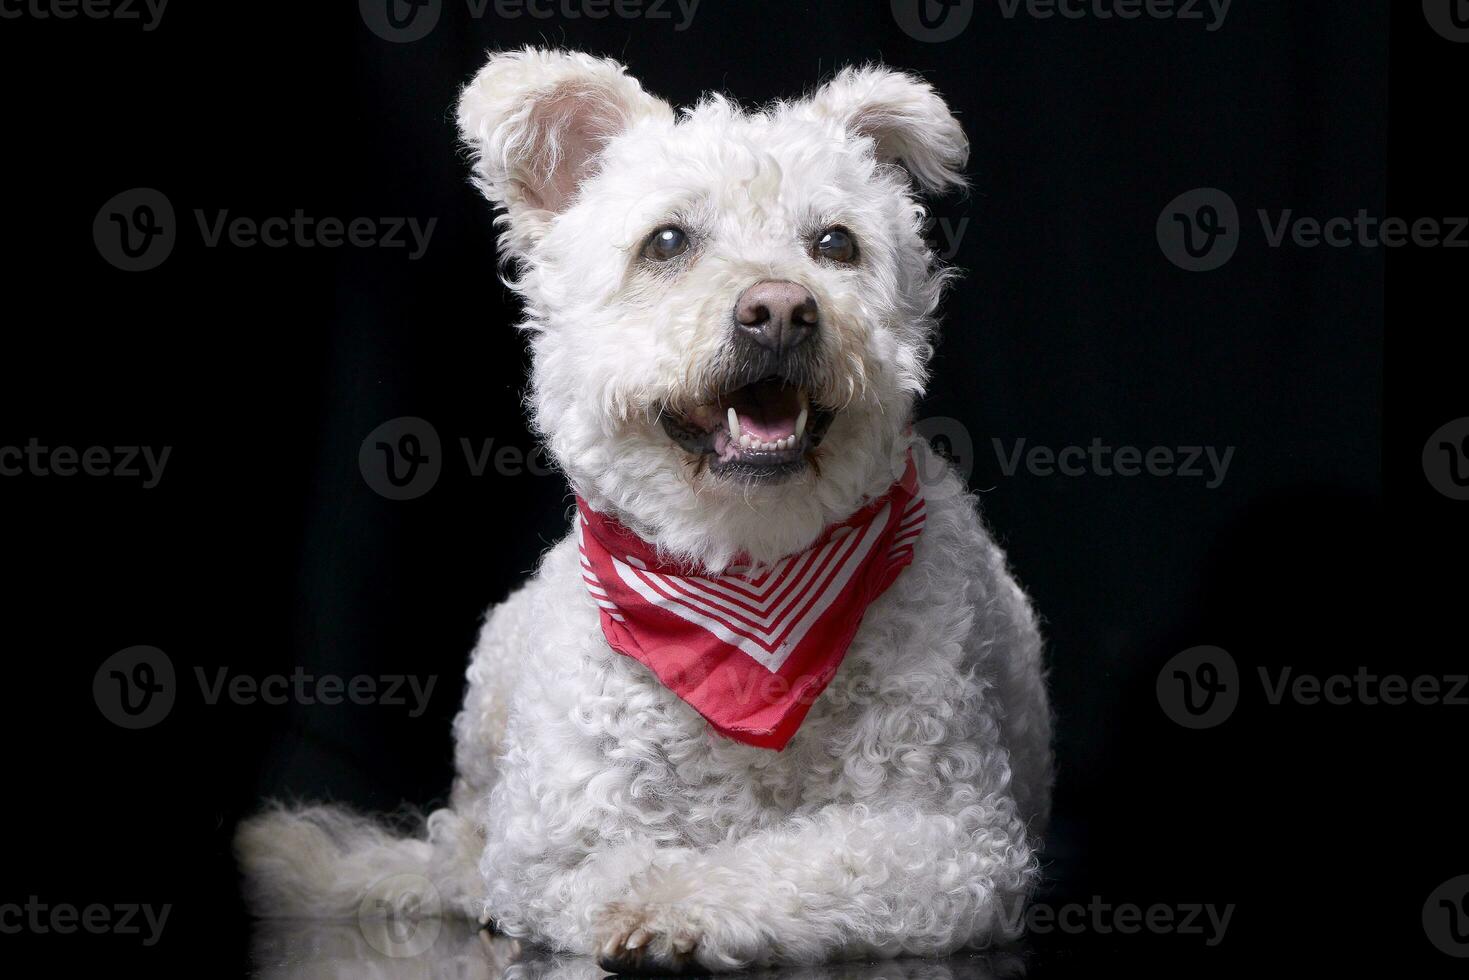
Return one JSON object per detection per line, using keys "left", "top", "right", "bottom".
{"left": 724, "top": 379, "right": 801, "bottom": 441}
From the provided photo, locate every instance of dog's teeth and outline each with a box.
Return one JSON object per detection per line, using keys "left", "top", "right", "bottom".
{"left": 795, "top": 406, "right": 808, "bottom": 440}
{"left": 727, "top": 407, "right": 741, "bottom": 441}
{"left": 739, "top": 434, "right": 754, "bottom": 449}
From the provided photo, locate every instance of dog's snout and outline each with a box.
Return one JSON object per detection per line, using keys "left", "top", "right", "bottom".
{"left": 734, "top": 281, "right": 818, "bottom": 354}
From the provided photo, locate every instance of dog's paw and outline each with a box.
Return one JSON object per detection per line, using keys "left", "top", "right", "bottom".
{"left": 595, "top": 902, "right": 704, "bottom": 976}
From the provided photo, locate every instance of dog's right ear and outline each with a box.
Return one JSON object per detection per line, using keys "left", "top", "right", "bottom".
{"left": 457, "top": 48, "right": 673, "bottom": 243}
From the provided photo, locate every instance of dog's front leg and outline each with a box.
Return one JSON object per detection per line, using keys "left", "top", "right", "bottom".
{"left": 590, "top": 800, "right": 1038, "bottom": 973}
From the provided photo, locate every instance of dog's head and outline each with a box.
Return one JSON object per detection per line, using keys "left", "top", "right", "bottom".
{"left": 458, "top": 49, "right": 966, "bottom": 569}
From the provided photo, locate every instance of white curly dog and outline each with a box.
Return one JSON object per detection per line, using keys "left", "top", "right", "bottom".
{"left": 238, "top": 48, "right": 1052, "bottom": 975}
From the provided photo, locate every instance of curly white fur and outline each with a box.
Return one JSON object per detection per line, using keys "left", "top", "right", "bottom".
{"left": 238, "top": 49, "right": 1052, "bottom": 971}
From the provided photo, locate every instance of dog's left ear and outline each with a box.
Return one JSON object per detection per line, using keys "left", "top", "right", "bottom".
{"left": 804, "top": 66, "right": 968, "bottom": 194}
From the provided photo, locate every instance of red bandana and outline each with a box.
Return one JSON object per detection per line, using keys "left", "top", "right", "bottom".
{"left": 575, "top": 457, "right": 925, "bottom": 750}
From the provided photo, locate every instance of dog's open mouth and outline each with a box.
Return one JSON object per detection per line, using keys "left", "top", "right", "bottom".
{"left": 660, "top": 376, "right": 836, "bottom": 479}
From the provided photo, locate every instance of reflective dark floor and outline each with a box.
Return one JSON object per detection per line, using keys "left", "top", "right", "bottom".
{"left": 251, "top": 918, "right": 1032, "bottom": 980}
{"left": 247, "top": 915, "right": 1260, "bottom": 980}
{"left": 235, "top": 825, "right": 1460, "bottom": 977}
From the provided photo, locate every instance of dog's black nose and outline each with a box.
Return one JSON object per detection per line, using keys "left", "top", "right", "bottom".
{"left": 734, "top": 281, "right": 818, "bottom": 354}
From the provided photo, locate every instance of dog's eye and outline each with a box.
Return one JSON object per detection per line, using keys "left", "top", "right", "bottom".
{"left": 642, "top": 226, "right": 690, "bottom": 262}
{"left": 814, "top": 227, "right": 858, "bottom": 264}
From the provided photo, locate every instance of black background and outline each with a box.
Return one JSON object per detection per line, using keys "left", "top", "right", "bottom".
{"left": 2, "top": 1, "right": 1464, "bottom": 975}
